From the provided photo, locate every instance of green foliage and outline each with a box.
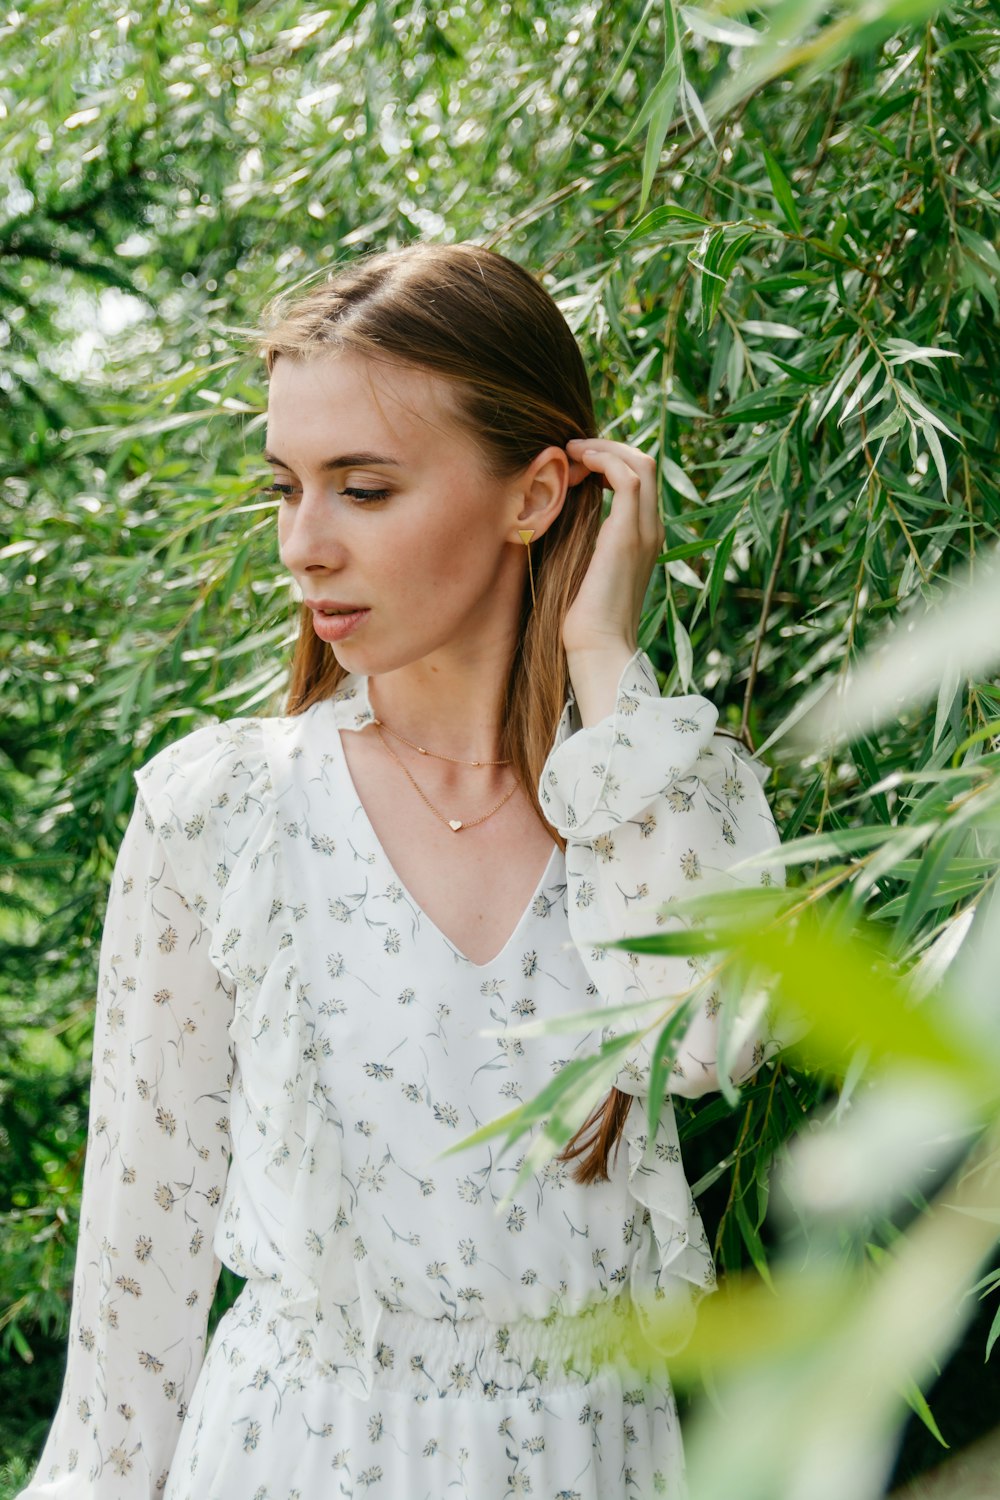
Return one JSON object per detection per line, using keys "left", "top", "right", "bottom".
{"left": 2, "top": 0, "right": 998, "bottom": 1493}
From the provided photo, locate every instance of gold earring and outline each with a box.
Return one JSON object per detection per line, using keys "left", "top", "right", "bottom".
{"left": 518, "top": 529, "right": 536, "bottom": 607}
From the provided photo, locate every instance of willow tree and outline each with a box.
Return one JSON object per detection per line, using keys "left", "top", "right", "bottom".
{"left": 2, "top": 0, "right": 997, "bottom": 1493}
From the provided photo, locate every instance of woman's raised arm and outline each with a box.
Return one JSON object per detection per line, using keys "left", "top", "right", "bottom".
{"left": 540, "top": 647, "right": 785, "bottom": 1100}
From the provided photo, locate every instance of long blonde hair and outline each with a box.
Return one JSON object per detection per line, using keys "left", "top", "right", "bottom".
{"left": 251, "top": 242, "right": 629, "bottom": 1181}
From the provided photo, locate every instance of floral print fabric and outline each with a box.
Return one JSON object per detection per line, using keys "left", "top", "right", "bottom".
{"left": 21, "top": 650, "right": 783, "bottom": 1500}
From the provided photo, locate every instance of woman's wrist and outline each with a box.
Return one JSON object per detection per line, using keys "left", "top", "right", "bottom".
{"left": 565, "top": 641, "right": 637, "bottom": 727}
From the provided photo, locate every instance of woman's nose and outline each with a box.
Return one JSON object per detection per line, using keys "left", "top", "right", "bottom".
{"left": 279, "top": 491, "right": 348, "bottom": 575}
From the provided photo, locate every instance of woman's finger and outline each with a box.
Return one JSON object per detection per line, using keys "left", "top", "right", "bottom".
{"left": 579, "top": 448, "right": 643, "bottom": 536}
{"left": 568, "top": 439, "right": 662, "bottom": 541}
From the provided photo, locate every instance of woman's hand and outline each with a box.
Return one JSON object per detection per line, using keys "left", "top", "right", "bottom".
{"left": 561, "top": 439, "right": 665, "bottom": 726}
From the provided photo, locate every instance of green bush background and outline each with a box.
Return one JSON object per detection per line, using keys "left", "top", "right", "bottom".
{"left": 2, "top": 0, "right": 998, "bottom": 1494}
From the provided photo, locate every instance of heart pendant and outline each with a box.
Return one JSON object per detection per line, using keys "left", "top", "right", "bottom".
{"left": 448, "top": 819, "right": 463, "bottom": 832}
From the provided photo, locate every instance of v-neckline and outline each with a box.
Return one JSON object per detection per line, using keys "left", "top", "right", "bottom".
{"left": 326, "top": 711, "right": 560, "bottom": 971}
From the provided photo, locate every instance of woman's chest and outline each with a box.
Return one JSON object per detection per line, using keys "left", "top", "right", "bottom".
{"left": 223, "top": 755, "right": 589, "bottom": 1053}
{"left": 338, "top": 726, "right": 561, "bottom": 967}
{"left": 226, "top": 827, "right": 602, "bottom": 1195}
{"left": 217, "top": 729, "right": 612, "bottom": 1150}
{"left": 278, "top": 830, "right": 586, "bottom": 1104}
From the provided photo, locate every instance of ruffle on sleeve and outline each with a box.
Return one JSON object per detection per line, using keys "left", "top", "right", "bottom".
{"left": 540, "top": 653, "right": 784, "bottom": 1323}
{"left": 539, "top": 650, "right": 720, "bottom": 839}
{"left": 624, "top": 1104, "right": 716, "bottom": 1354}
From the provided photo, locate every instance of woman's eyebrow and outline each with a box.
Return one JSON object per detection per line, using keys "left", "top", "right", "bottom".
{"left": 263, "top": 450, "right": 402, "bottom": 471}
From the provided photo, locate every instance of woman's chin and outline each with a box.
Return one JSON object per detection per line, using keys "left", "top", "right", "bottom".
{"left": 327, "top": 636, "right": 414, "bottom": 679}
{"left": 327, "top": 622, "right": 495, "bottom": 681}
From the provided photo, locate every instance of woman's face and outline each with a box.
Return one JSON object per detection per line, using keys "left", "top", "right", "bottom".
{"left": 266, "top": 351, "right": 535, "bottom": 677}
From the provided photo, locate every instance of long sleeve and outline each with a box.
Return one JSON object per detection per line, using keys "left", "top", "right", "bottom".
{"left": 539, "top": 649, "right": 785, "bottom": 1101}
{"left": 20, "top": 792, "right": 235, "bottom": 1499}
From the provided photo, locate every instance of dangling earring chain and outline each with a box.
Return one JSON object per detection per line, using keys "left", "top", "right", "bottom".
{"left": 374, "top": 727, "right": 518, "bottom": 832}
{"left": 518, "top": 528, "right": 536, "bottom": 607}
{"left": 371, "top": 716, "right": 510, "bottom": 767}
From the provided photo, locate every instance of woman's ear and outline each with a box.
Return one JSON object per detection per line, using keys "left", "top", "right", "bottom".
{"left": 510, "top": 445, "right": 572, "bottom": 543}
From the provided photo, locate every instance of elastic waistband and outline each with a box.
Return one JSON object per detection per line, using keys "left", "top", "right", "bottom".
{"left": 229, "top": 1280, "right": 652, "bottom": 1399}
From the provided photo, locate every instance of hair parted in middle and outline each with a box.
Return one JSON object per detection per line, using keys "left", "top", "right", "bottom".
{"left": 249, "top": 240, "right": 634, "bottom": 1182}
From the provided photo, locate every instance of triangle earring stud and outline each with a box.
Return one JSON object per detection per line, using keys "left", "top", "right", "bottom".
{"left": 517, "top": 529, "right": 536, "bottom": 607}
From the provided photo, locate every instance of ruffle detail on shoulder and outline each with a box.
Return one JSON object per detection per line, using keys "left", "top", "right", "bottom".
{"left": 538, "top": 650, "right": 720, "bottom": 838}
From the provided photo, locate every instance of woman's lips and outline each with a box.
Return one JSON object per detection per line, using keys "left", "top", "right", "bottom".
{"left": 309, "top": 606, "right": 370, "bottom": 643}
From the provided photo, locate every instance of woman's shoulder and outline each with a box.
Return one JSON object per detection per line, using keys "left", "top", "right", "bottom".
{"left": 135, "top": 713, "right": 270, "bottom": 806}
{"left": 133, "top": 705, "right": 326, "bottom": 827}
{"left": 131, "top": 709, "right": 327, "bottom": 920}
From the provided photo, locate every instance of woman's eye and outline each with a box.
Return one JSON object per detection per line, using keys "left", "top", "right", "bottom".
{"left": 339, "top": 487, "right": 390, "bottom": 503}
{"left": 261, "top": 482, "right": 388, "bottom": 504}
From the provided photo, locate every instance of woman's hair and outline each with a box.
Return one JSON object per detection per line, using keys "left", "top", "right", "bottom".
{"left": 251, "top": 241, "right": 630, "bottom": 1183}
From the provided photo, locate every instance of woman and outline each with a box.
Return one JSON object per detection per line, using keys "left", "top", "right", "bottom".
{"left": 21, "top": 243, "right": 782, "bottom": 1499}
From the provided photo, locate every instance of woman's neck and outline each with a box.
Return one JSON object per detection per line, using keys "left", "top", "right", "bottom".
{"left": 364, "top": 642, "right": 514, "bottom": 765}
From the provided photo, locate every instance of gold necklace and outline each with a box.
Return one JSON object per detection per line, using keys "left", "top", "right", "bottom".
{"left": 374, "top": 726, "right": 517, "bottom": 832}
{"left": 371, "top": 717, "right": 510, "bottom": 767}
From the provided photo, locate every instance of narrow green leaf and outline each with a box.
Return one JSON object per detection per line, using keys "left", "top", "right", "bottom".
{"left": 495, "top": 994, "right": 675, "bottom": 1040}
{"left": 667, "top": 594, "right": 694, "bottom": 689}
{"left": 700, "top": 227, "right": 728, "bottom": 330}
{"left": 219, "top": 539, "right": 253, "bottom": 606}
{"left": 647, "top": 1001, "right": 700, "bottom": 1137}
{"left": 621, "top": 50, "right": 677, "bottom": 147}
{"left": 900, "top": 1379, "right": 949, "bottom": 1448}
{"left": 740, "top": 320, "right": 804, "bottom": 339}
{"left": 921, "top": 421, "right": 950, "bottom": 501}
{"left": 662, "top": 457, "right": 701, "bottom": 502}
{"left": 581, "top": 0, "right": 658, "bottom": 138}
{"left": 734, "top": 1196, "right": 774, "bottom": 1287}
{"left": 837, "top": 364, "right": 881, "bottom": 425}
{"left": 884, "top": 339, "right": 961, "bottom": 365}
{"left": 717, "top": 231, "right": 756, "bottom": 279}
{"left": 639, "top": 598, "right": 667, "bottom": 651}
{"left": 891, "top": 824, "right": 967, "bottom": 955}
{"left": 441, "top": 1033, "right": 641, "bottom": 1157}
{"left": 679, "top": 7, "right": 762, "bottom": 46}
{"left": 933, "top": 657, "right": 962, "bottom": 751}
{"left": 849, "top": 736, "right": 891, "bottom": 824}
{"left": 986, "top": 1303, "right": 1000, "bottom": 1362}
{"left": 657, "top": 537, "right": 720, "bottom": 563}
{"left": 9, "top": 1322, "right": 33, "bottom": 1364}
{"left": 956, "top": 224, "right": 1000, "bottom": 278}
{"left": 617, "top": 203, "right": 711, "bottom": 246}
{"left": 639, "top": 59, "right": 681, "bottom": 211}
{"left": 678, "top": 69, "right": 716, "bottom": 150}
{"left": 709, "top": 527, "right": 736, "bottom": 624}
{"left": 896, "top": 384, "right": 958, "bottom": 440}
{"left": 606, "top": 918, "right": 769, "bottom": 956}
{"left": 816, "top": 348, "right": 867, "bottom": 426}
{"left": 762, "top": 146, "right": 803, "bottom": 235}
{"left": 782, "top": 774, "right": 823, "bottom": 840}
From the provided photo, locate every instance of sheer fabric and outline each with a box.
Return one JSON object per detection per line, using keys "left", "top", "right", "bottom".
{"left": 21, "top": 651, "right": 782, "bottom": 1500}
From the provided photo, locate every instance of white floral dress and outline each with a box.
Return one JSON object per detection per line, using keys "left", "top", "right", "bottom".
{"left": 21, "top": 650, "right": 782, "bottom": 1500}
